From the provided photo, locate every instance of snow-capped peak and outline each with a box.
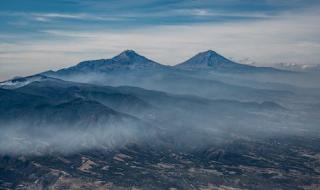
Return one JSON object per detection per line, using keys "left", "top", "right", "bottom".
{"left": 175, "top": 50, "right": 239, "bottom": 69}
{"left": 112, "top": 50, "right": 159, "bottom": 66}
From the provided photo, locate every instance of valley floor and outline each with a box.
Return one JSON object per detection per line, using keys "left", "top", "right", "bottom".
{"left": 1, "top": 136, "right": 319, "bottom": 190}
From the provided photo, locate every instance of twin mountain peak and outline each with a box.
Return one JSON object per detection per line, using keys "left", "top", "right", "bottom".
{"left": 41, "top": 49, "right": 284, "bottom": 77}
{"left": 75, "top": 49, "right": 250, "bottom": 69}
{"left": 1, "top": 49, "right": 285, "bottom": 88}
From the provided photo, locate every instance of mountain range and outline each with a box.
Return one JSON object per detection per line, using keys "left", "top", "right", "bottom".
{"left": 0, "top": 50, "right": 312, "bottom": 146}
{"left": 1, "top": 50, "right": 293, "bottom": 102}
{"left": 1, "top": 50, "right": 320, "bottom": 189}
{"left": 41, "top": 50, "right": 285, "bottom": 77}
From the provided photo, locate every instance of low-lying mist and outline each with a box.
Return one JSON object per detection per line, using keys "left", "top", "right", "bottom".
{"left": 0, "top": 120, "right": 154, "bottom": 155}
{"left": 0, "top": 70, "right": 319, "bottom": 156}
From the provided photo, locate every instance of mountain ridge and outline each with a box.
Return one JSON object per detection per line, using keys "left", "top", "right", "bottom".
{"left": 0, "top": 50, "right": 289, "bottom": 86}
{"left": 44, "top": 49, "right": 287, "bottom": 77}
{"left": 175, "top": 50, "right": 285, "bottom": 73}
{"left": 50, "top": 50, "right": 166, "bottom": 76}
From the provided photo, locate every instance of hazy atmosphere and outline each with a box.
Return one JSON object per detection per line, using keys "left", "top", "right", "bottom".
{"left": 1, "top": 1, "right": 320, "bottom": 189}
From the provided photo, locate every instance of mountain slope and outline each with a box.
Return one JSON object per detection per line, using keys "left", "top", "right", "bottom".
{"left": 0, "top": 86, "right": 156, "bottom": 155}
{"left": 0, "top": 88, "right": 138, "bottom": 128}
{"left": 0, "top": 74, "right": 56, "bottom": 89}
{"left": 45, "top": 50, "right": 167, "bottom": 77}
{"left": 14, "top": 79, "right": 152, "bottom": 116}
{"left": 175, "top": 50, "right": 285, "bottom": 73}
{"left": 35, "top": 51, "right": 292, "bottom": 102}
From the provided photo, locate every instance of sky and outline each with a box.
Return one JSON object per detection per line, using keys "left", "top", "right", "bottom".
{"left": 0, "top": 0, "right": 320, "bottom": 81}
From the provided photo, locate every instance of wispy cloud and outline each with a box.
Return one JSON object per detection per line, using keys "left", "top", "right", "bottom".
{"left": 170, "top": 9, "right": 273, "bottom": 18}
{"left": 0, "top": 11, "right": 125, "bottom": 23}
{"left": 0, "top": 0, "right": 320, "bottom": 80}
{"left": 0, "top": 7, "right": 319, "bottom": 81}
{"left": 30, "top": 12, "right": 124, "bottom": 22}
{"left": 1, "top": 9, "right": 272, "bottom": 24}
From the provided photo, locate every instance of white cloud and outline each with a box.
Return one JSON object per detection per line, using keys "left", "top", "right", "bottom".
{"left": 0, "top": 8, "right": 319, "bottom": 81}
{"left": 171, "top": 8, "right": 272, "bottom": 18}
{"left": 31, "top": 12, "right": 125, "bottom": 22}
{"left": 0, "top": 11, "right": 124, "bottom": 23}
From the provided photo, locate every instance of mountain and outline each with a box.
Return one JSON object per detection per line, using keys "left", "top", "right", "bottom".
{"left": 44, "top": 50, "right": 286, "bottom": 77}
{"left": 0, "top": 77, "right": 286, "bottom": 129}
{"left": 45, "top": 50, "right": 167, "bottom": 77}
{"left": 0, "top": 87, "right": 139, "bottom": 128}
{"left": 34, "top": 50, "right": 293, "bottom": 103}
{"left": 0, "top": 53, "right": 293, "bottom": 103}
{"left": 0, "top": 85, "right": 156, "bottom": 155}
{"left": 112, "top": 50, "right": 162, "bottom": 68}
{"left": 0, "top": 50, "right": 319, "bottom": 189}
{"left": 14, "top": 79, "right": 152, "bottom": 116}
{"left": 0, "top": 77, "right": 288, "bottom": 155}
{"left": 175, "top": 50, "right": 285, "bottom": 73}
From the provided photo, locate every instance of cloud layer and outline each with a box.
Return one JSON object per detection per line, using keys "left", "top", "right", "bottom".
{"left": 0, "top": 0, "right": 320, "bottom": 81}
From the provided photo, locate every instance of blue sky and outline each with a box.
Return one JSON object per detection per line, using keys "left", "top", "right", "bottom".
{"left": 0, "top": 0, "right": 320, "bottom": 80}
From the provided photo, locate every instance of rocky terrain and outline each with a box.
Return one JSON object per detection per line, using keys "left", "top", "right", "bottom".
{"left": 1, "top": 136, "right": 320, "bottom": 190}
